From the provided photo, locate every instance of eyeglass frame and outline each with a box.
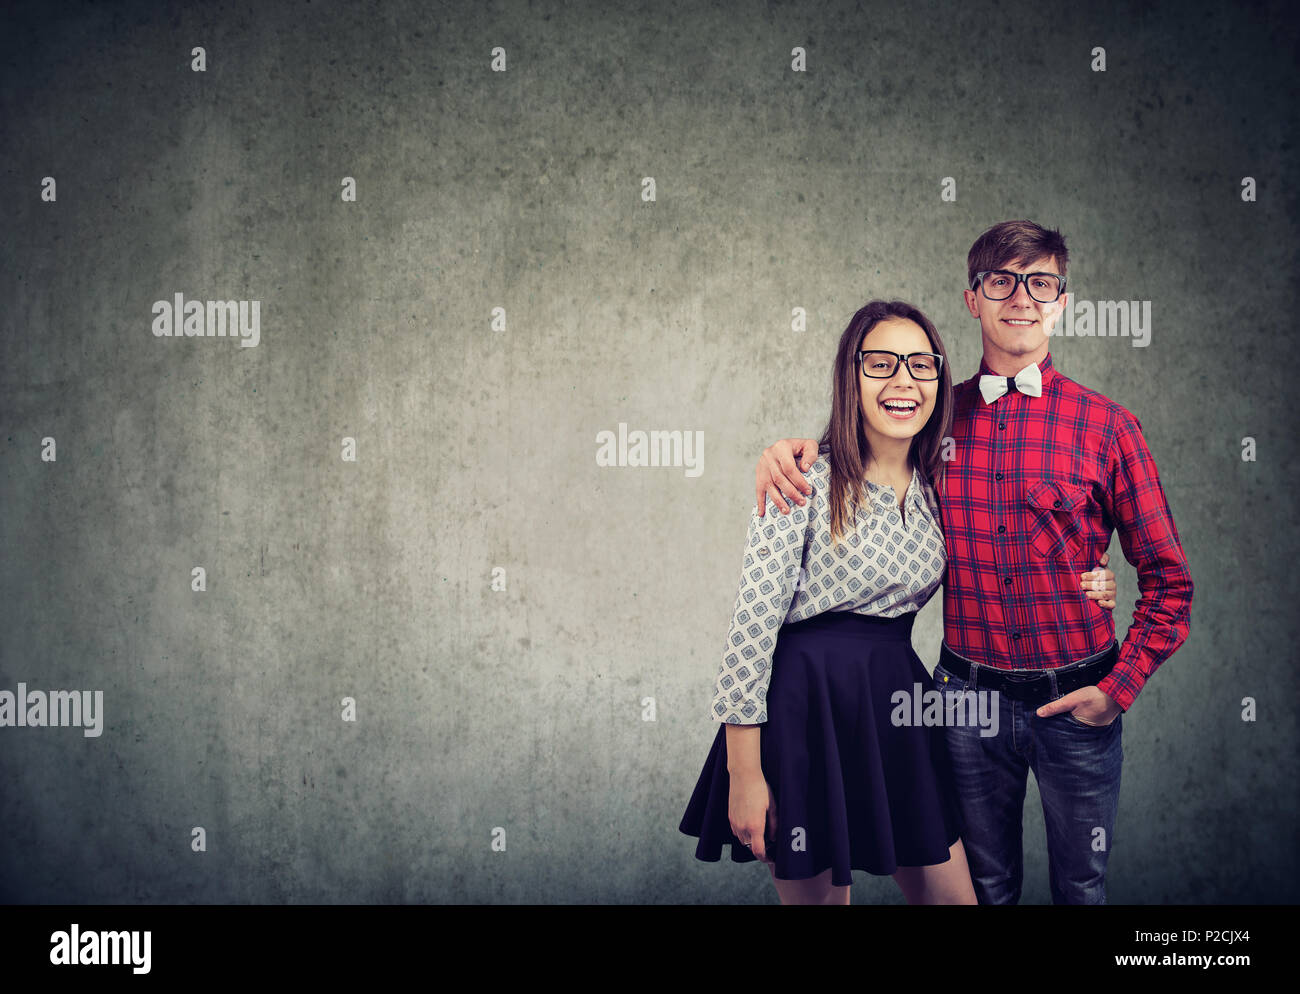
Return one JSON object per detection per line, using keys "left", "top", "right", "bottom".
{"left": 856, "top": 350, "right": 945, "bottom": 380}
{"left": 971, "top": 269, "right": 1067, "bottom": 303}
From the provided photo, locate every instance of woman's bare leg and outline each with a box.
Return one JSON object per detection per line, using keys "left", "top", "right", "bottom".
{"left": 766, "top": 863, "right": 851, "bottom": 905}
{"left": 892, "top": 839, "right": 978, "bottom": 904}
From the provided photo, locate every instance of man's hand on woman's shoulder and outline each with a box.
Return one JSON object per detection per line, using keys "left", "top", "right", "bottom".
{"left": 755, "top": 438, "right": 820, "bottom": 516}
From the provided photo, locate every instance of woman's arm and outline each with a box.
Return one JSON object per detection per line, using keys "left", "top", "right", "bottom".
{"left": 712, "top": 462, "right": 822, "bottom": 725}
{"left": 725, "top": 724, "right": 762, "bottom": 777}
{"left": 725, "top": 724, "right": 776, "bottom": 864}
{"left": 714, "top": 462, "right": 824, "bottom": 862}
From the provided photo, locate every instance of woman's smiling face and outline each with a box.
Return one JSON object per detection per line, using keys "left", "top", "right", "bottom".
{"left": 856, "top": 317, "right": 940, "bottom": 447}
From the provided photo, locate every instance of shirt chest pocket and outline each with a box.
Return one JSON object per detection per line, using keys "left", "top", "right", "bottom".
{"left": 1025, "top": 479, "right": 1090, "bottom": 562}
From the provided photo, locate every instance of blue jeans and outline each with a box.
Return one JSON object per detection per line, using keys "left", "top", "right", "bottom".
{"left": 933, "top": 656, "right": 1123, "bottom": 905}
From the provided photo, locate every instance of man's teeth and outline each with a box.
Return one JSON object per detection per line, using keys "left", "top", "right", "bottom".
{"left": 1004, "top": 319, "right": 1034, "bottom": 325}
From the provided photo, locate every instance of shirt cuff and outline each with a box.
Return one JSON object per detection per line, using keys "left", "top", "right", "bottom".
{"left": 1096, "top": 664, "right": 1142, "bottom": 712}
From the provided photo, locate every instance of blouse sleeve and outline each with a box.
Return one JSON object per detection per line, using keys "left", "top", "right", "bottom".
{"left": 710, "top": 472, "right": 820, "bottom": 724}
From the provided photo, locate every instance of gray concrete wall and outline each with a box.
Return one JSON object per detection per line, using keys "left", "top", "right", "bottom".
{"left": 1, "top": 0, "right": 1295, "bottom": 903}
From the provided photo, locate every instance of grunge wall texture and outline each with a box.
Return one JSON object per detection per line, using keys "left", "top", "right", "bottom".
{"left": 1, "top": 0, "right": 1296, "bottom": 904}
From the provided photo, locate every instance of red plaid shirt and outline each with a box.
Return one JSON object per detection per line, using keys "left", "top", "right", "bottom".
{"left": 938, "top": 353, "right": 1193, "bottom": 710}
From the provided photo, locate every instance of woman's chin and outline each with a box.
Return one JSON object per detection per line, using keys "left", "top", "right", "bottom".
{"left": 866, "top": 419, "right": 928, "bottom": 441}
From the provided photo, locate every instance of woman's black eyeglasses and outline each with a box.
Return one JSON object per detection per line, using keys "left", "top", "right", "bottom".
{"left": 857, "top": 351, "right": 944, "bottom": 381}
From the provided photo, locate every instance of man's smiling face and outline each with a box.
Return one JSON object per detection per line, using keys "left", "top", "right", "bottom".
{"left": 963, "top": 254, "right": 1068, "bottom": 368}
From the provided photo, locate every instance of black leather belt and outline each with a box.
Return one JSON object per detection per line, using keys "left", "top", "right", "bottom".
{"left": 937, "top": 642, "right": 1118, "bottom": 707}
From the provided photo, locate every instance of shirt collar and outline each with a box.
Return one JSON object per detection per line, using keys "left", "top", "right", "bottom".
{"left": 975, "top": 352, "right": 1056, "bottom": 390}
{"left": 865, "top": 466, "right": 925, "bottom": 510}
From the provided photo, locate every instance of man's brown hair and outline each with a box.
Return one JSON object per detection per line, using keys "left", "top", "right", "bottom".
{"left": 967, "top": 220, "right": 1069, "bottom": 288}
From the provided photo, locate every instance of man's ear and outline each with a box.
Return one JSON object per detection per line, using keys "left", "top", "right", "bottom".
{"left": 963, "top": 287, "right": 980, "bottom": 319}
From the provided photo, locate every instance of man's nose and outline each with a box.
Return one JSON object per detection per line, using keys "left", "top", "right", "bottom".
{"left": 1008, "top": 278, "right": 1036, "bottom": 306}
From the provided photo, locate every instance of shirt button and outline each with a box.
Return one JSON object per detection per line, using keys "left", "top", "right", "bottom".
{"left": 1053, "top": 499, "right": 1062, "bottom": 508}
{"left": 1004, "top": 577, "right": 1013, "bottom": 586}
{"left": 995, "top": 472, "right": 1004, "bottom": 481}
{"left": 997, "top": 525, "right": 1007, "bottom": 534}
{"left": 998, "top": 422, "right": 1006, "bottom": 430}
{"left": 1012, "top": 631, "right": 1022, "bottom": 640}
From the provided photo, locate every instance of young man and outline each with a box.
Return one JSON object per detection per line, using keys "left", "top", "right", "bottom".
{"left": 753, "top": 220, "right": 1193, "bottom": 904}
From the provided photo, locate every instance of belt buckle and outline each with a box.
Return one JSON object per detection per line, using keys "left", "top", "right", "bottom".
{"left": 1000, "top": 672, "right": 1050, "bottom": 705}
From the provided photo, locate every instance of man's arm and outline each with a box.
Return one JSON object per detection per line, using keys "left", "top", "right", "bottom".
{"left": 754, "top": 438, "right": 820, "bottom": 516}
{"left": 755, "top": 438, "right": 1119, "bottom": 610}
{"left": 1093, "top": 414, "right": 1194, "bottom": 710}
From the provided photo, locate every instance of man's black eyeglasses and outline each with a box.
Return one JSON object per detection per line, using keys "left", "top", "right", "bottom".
{"left": 971, "top": 270, "right": 1066, "bottom": 303}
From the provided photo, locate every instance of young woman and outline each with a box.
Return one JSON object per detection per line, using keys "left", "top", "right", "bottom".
{"left": 678, "top": 299, "right": 1116, "bottom": 905}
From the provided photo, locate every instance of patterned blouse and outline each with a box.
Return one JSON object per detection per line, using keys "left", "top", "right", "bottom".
{"left": 711, "top": 454, "right": 946, "bottom": 724}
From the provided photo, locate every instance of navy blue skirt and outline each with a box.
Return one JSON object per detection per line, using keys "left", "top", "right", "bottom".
{"left": 679, "top": 610, "right": 963, "bottom": 887}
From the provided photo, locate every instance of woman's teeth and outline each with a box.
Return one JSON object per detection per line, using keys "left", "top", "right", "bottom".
{"left": 881, "top": 399, "right": 918, "bottom": 419}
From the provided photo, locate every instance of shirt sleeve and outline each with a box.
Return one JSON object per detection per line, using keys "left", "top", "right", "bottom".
{"left": 711, "top": 491, "right": 817, "bottom": 724}
{"left": 1095, "top": 413, "right": 1194, "bottom": 710}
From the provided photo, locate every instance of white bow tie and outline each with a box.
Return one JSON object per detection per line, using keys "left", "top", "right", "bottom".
{"left": 979, "top": 363, "right": 1043, "bottom": 404}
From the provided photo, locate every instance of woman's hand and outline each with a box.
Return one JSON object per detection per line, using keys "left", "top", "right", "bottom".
{"left": 1081, "top": 551, "right": 1118, "bottom": 611}
{"left": 728, "top": 771, "right": 778, "bottom": 864}
{"left": 755, "top": 438, "right": 820, "bottom": 516}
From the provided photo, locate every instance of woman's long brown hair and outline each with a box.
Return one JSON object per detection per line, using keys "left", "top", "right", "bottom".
{"left": 816, "top": 300, "right": 954, "bottom": 546}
